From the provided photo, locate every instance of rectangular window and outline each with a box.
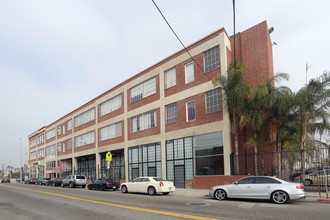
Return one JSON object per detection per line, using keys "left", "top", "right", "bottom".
{"left": 131, "top": 110, "right": 157, "bottom": 133}
{"left": 165, "top": 67, "right": 176, "bottom": 88}
{"left": 195, "top": 131, "right": 224, "bottom": 176}
{"left": 63, "top": 143, "right": 66, "bottom": 153}
{"left": 206, "top": 88, "right": 222, "bottom": 113}
{"left": 46, "top": 128, "right": 56, "bottom": 140}
{"left": 204, "top": 46, "right": 220, "bottom": 72}
{"left": 186, "top": 101, "right": 196, "bottom": 121}
{"left": 67, "top": 139, "right": 72, "bottom": 150}
{"left": 46, "top": 144, "right": 56, "bottom": 155}
{"left": 75, "top": 131, "right": 95, "bottom": 148}
{"left": 128, "top": 143, "right": 161, "bottom": 180}
{"left": 100, "top": 94, "right": 122, "bottom": 116}
{"left": 57, "top": 125, "right": 61, "bottom": 135}
{"left": 166, "top": 103, "right": 177, "bottom": 124}
{"left": 131, "top": 77, "right": 156, "bottom": 103}
{"left": 185, "top": 62, "right": 194, "bottom": 84}
{"left": 100, "top": 121, "right": 122, "bottom": 141}
{"left": 67, "top": 120, "right": 72, "bottom": 130}
{"left": 74, "top": 108, "right": 95, "bottom": 127}
{"left": 62, "top": 125, "right": 66, "bottom": 134}
{"left": 57, "top": 143, "right": 61, "bottom": 152}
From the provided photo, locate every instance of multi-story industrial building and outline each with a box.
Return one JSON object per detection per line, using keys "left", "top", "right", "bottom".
{"left": 28, "top": 21, "right": 274, "bottom": 189}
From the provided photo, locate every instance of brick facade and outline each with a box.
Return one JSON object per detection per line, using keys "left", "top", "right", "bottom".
{"left": 28, "top": 21, "right": 275, "bottom": 187}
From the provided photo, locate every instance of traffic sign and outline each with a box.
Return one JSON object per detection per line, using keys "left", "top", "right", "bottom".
{"left": 106, "top": 151, "right": 112, "bottom": 161}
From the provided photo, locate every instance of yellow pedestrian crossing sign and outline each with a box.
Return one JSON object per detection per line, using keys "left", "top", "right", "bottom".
{"left": 106, "top": 151, "right": 112, "bottom": 161}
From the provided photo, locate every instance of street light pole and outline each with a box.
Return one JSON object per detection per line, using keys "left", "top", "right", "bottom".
{"left": 19, "top": 137, "right": 22, "bottom": 182}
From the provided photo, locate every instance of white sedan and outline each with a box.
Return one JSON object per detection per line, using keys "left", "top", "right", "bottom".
{"left": 209, "top": 176, "right": 306, "bottom": 204}
{"left": 121, "top": 177, "right": 175, "bottom": 196}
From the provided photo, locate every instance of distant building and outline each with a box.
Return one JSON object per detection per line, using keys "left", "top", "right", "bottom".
{"left": 28, "top": 21, "right": 274, "bottom": 188}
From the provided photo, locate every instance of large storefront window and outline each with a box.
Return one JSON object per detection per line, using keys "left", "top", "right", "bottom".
{"left": 128, "top": 142, "right": 161, "bottom": 180}
{"left": 195, "top": 131, "right": 224, "bottom": 175}
{"left": 101, "top": 150, "right": 125, "bottom": 180}
{"left": 77, "top": 155, "right": 96, "bottom": 179}
{"left": 166, "top": 137, "right": 193, "bottom": 188}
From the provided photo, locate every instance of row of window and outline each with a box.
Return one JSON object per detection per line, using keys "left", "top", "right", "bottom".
{"left": 31, "top": 46, "right": 220, "bottom": 149}
{"left": 165, "top": 46, "right": 219, "bottom": 89}
{"left": 30, "top": 88, "right": 222, "bottom": 157}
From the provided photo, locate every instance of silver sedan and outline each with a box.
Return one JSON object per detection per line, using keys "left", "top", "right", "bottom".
{"left": 209, "top": 176, "right": 306, "bottom": 204}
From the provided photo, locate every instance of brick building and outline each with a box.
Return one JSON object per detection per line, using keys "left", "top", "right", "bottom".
{"left": 28, "top": 21, "right": 274, "bottom": 189}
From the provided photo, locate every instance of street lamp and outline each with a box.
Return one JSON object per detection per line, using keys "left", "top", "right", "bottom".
{"left": 19, "top": 137, "right": 22, "bottom": 182}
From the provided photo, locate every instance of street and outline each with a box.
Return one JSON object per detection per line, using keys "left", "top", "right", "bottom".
{"left": 0, "top": 183, "right": 329, "bottom": 220}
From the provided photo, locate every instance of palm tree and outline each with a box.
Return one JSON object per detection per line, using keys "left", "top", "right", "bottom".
{"left": 292, "top": 72, "right": 330, "bottom": 181}
{"left": 212, "top": 62, "right": 245, "bottom": 174}
{"left": 241, "top": 83, "right": 270, "bottom": 175}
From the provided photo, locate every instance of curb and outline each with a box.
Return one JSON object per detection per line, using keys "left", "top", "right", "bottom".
{"left": 317, "top": 199, "right": 330, "bottom": 204}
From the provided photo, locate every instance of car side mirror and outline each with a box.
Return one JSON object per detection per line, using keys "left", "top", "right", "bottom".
{"left": 234, "top": 182, "right": 238, "bottom": 185}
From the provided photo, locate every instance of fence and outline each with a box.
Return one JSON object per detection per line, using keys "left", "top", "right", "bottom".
{"left": 231, "top": 148, "right": 330, "bottom": 192}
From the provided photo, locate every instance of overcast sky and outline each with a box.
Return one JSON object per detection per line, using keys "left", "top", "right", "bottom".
{"left": 1, "top": 0, "right": 329, "bottom": 168}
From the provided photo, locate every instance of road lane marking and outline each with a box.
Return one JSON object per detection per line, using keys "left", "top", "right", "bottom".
{"left": 0, "top": 185, "right": 220, "bottom": 220}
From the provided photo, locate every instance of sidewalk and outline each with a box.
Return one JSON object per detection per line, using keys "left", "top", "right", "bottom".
{"left": 173, "top": 188, "right": 330, "bottom": 204}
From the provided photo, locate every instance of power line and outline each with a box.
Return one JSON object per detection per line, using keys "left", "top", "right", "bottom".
{"left": 151, "top": 0, "right": 212, "bottom": 80}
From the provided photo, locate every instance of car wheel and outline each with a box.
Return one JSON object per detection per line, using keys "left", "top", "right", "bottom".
{"left": 148, "top": 186, "right": 156, "bottom": 196}
{"left": 272, "top": 190, "right": 289, "bottom": 204}
{"left": 113, "top": 188, "right": 117, "bottom": 191}
{"left": 69, "top": 182, "right": 75, "bottom": 188}
{"left": 100, "top": 186, "right": 104, "bottom": 191}
{"left": 121, "top": 185, "right": 128, "bottom": 193}
{"left": 82, "top": 185, "right": 86, "bottom": 188}
{"left": 53, "top": 183, "right": 56, "bottom": 187}
{"left": 88, "top": 186, "right": 92, "bottom": 190}
{"left": 304, "top": 179, "right": 312, "bottom": 186}
{"left": 214, "top": 189, "right": 227, "bottom": 200}
{"left": 162, "top": 192, "right": 169, "bottom": 195}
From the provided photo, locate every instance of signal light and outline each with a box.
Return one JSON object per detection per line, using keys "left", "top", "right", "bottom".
{"left": 159, "top": 182, "right": 164, "bottom": 187}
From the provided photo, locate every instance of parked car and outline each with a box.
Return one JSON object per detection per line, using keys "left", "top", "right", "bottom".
{"left": 35, "top": 177, "right": 51, "bottom": 185}
{"left": 47, "top": 178, "right": 62, "bottom": 186}
{"left": 25, "top": 178, "right": 36, "bottom": 184}
{"left": 61, "top": 175, "right": 87, "bottom": 188}
{"left": 1, "top": 178, "right": 10, "bottom": 183}
{"left": 121, "top": 177, "right": 175, "bottom": 196}
{"left": 87, "top": 178, "right": 120, "bottom": 191}
{"left": 209, "top": 176, "right": 306, "bottom": 204}
{"left": 16, "top": 177, "right": 25, "bottom": 182}
{"left": 297, "top": 168, "right": 330, "bottom": 186}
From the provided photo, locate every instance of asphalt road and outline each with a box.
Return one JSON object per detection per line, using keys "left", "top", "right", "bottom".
{"left": 0, "top": 183, "right": 329, "bottom": 220}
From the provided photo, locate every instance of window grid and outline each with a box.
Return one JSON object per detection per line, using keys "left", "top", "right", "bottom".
{"left": 100, "top": 94, "right": 122, "bottom": 116}
{"left": 186, "top": 101, "right": 196, "bottom": 121}
{"left": 206, "top": 88, "right": 222, "bottom": 113}
{"left": 166, "top": 137, "right": 193, "bottom": 181}
{"left": 128, "top": 143, "right": 161, "bottom": 180}
{"left": 100, "top": 121, "right": 122, "bottom": 141}
{"left": 75, "top": 131, "right": 95, "bottom": 148}
{"left": 165, "top": 67, "right": 176, "bottom": 88}
{"left": 131, "top": 77, "right": 156, "bottom": 103}
{"left": 185, "top": 62, "right": 194, "bottom": 83}
{"left": 131, "top": 110, "right": 157, "bottom": 133}
{"left": 166, "top": 103, "right": 177, "bottom": 124}
{"left": 74, "top": 108, "right": 95, "bottom": 127}
{"left": 204, "top": 47, "right": 219, "bottom": 72}
{"left": 46, "top": 128, "right": 56, "bottom": 140}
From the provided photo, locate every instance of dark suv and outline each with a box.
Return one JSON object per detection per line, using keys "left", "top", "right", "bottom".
{"left": 61, "top": 175, "right": 87, "bottom": 188}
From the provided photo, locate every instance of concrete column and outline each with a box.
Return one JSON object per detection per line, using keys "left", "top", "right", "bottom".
{"left": 72, "top": 157, "right": 77, "bottom": 175}
{"left": 95, "top": 152, "right": 101, "bottom": 179}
